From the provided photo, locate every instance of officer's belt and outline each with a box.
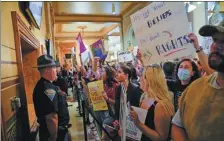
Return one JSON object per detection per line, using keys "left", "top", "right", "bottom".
{"left": 58, "top": 124, "right": 72, "bottom": 131}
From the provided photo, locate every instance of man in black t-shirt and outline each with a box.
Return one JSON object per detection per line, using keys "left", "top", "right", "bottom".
{"left": 33, "top": 55, "right": 59, "bottom": 141}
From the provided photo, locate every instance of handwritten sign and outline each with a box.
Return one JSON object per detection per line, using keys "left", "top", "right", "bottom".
{"left": 88, "top": 80, "right": 108, "bottom": 111}
{"left": 118, "top": 51, "right": 134, "bottom": 63}
{"left": 130, "top": 2, "right": 195, "bottom": 65}
{"left": 119, "top": 85, "right": 148, "bottom": 141}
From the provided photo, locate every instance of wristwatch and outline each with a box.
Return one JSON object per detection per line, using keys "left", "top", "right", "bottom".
{"left": 196, "top": 46, "right": 203, "bottom": 53}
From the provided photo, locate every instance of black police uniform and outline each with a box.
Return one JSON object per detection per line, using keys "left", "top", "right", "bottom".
{"left": 53, "top": 79, "right": 70, "bottom": 141}
{"left": 57, "top": 92, "right": 70, "bottom": 141}
{"left": 33, "top": 77, "right": 59, "bottom": 141}
{"left": 53, "top": 74, "right": 68, "bottom": 94}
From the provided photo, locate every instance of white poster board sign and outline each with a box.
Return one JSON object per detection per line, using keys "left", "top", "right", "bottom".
{"left": 130, "top": 2, "right": 195, "bottom": 65}
{"left": 119, "top": 85, "right": 148, "bottom": 141}
{"left": 118, "top": 51, "right": 134, "bottom": 62}
{"left": 119, "top": 85, "right": 127, "bottom": 141}
{"left": 126, "top": 106, "right": 148, "bottom": 141}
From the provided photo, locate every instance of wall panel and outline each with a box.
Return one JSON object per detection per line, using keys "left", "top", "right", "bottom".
{"left": 1, "top": 45, "right": 17, "bottom": 62}
{"left": 1, "top": 64, "right": 18, "bottom": 79}
{"left": 1, "top": 84, "right": 20, "bottom": 122}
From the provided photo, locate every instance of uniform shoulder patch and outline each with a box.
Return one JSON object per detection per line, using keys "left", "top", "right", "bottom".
{"left": 44, "top": 89, "right": 56, "bottom": 101}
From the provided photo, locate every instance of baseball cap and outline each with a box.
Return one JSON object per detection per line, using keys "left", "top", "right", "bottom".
{"left": 199, "top": 21, "right": 224, "bottom": 37}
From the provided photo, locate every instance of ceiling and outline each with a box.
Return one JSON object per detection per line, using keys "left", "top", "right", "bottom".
{"left": 56, "top": 22, "right": 116, "bottom": 33}
{"left": 52, "top": 2, "right": 135, "bottom": 16}
{"left": 52, "top": 2, "right": 137, "bottom": 55}
{"left": 54, "top": 22, "right": 119, "bottom": 43}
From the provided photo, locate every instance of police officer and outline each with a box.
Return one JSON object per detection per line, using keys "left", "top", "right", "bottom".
{"left": 53, "top": 62, "right": 71, "bottom": 141}
{"left": 33, "top": 55, "right": 59, "bottom": 141}
{"left": 54, "top": 62, "right": 68, "bottom": 95}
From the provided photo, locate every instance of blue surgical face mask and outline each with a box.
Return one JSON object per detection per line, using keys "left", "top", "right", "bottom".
{"left": 178, "top": 69, "right": 191, "bottom": 81}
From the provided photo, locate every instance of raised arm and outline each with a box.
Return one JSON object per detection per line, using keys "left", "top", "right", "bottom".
{"left": 188, "top": 33, "right": 215, "bottom": 75}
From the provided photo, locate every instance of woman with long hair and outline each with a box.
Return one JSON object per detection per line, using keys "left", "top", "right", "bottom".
{"left": 99, "top": 66, "right": 119, "bottom": 141}
{"left": 167, "top": 58, "right": 201, "bottom": 111}
{"left": 102, "top": 66, "right": 118, "bottom": 114}
{"left": 130, "top": 65, "right": 174, "bottom": 141}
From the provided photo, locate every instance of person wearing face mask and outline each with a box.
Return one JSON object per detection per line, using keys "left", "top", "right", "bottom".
{"left": 171, "top": 21, "right": 224, "bottom": 141}
{"left": 167, "top": 59, "right": 201, "bottom": 111}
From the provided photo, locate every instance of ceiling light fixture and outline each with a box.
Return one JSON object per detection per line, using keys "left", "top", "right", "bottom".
{"left": 77, "top": 26, "right": 87, "bottom": 39}
{"left": 112, "top": 3, "right": 116, "bottom": 15}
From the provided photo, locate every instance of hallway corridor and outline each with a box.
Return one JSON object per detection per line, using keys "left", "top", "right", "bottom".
{"left": 66, "top": 89, "right": 99, "bottom": 141}
{"left": 67, "top": 101, "right": 85, "bottom": 141}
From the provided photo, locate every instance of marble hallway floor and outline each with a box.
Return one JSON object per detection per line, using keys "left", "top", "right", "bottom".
{"left": 67, "top": 88, "right": 100, "bottom": 141}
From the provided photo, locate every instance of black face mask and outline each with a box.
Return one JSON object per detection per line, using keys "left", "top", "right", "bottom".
{"left": 208, "top": 51, "right": 224, "bottom": 73}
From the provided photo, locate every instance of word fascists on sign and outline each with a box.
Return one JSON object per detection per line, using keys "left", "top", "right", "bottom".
{"left": 155, "top": 35, "right": 191, "bottom": 56}
{"left": 147, "top": 10, "right": 172, "bottom": 28}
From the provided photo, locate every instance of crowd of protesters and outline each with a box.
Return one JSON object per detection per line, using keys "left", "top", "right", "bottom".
{"left": 33, "top": 22, "right": 224, "bottom": 141}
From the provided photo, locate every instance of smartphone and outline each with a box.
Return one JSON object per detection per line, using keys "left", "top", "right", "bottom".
{"left": 104, "top": 124, "right": 118, "bottom": 131}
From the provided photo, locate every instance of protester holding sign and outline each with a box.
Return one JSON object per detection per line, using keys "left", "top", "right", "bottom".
{"left": 188, "top": 33, "right": 215, "bottom": 75}
{"left": 130, "top": 65, "right": 174, "bottom": 141}
{"left": 130, "top": 2, "right": 195, "bottom": 65}
{"left": 101, "top": 66, "right": 119, "bottom": 141}
{"left": 172, "top": 21, "right": 224, "bottom": 141}
{"left": 114, "top": 64, "right": 142, "bottom": 120}
{"left": 167, "top": 58, "right": 201, "bottom": 111}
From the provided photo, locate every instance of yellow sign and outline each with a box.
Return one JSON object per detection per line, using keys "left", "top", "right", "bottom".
{"left": 88, "top": 80, "right": 108, "bottom": 111}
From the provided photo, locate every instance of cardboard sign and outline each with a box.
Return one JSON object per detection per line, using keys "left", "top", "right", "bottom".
{"left": 118, "top": 51, "right": 134, "bottom": 63}
{"left": 88, "top": 80, "right": 108, "bottom": 111}
{"left": 130, "top": 2, "right": 195, "bottom": 65}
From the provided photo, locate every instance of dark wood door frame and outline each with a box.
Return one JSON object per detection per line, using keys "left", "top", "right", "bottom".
{"left": 11, "top": 11, "right": 40, "bottom": 141}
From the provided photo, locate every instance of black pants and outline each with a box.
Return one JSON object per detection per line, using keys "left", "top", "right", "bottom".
{"left": 57, "top": 129, "right": 68, "bottom": 141}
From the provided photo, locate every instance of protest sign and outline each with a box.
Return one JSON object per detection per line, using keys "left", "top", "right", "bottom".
{"left": 118, "top": 51, "right": 134, "bottom": 63}
{"left": 119, "top": 84, "right": 127, "bottom": 141}
{"left": 200, "top": 37, "right": 213, "bottom": 55}
{"left": 130, "top": 2, "right": 195, "bottom": 65}
{"left": 90, "top": 39, "right": 107, "bottom": 60}
{"left": 126, "top": 106, "right": 148, "bottom": 141}
{"left": 88, "top": 80, "right": 108, "bottom": 111}
{"left": 119, "top": 85, "right": 148, "bottom": 141}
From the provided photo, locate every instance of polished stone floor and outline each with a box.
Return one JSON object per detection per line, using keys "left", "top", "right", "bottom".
{"left": 67, "top": 88, "right": 99, "bottom": 141}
